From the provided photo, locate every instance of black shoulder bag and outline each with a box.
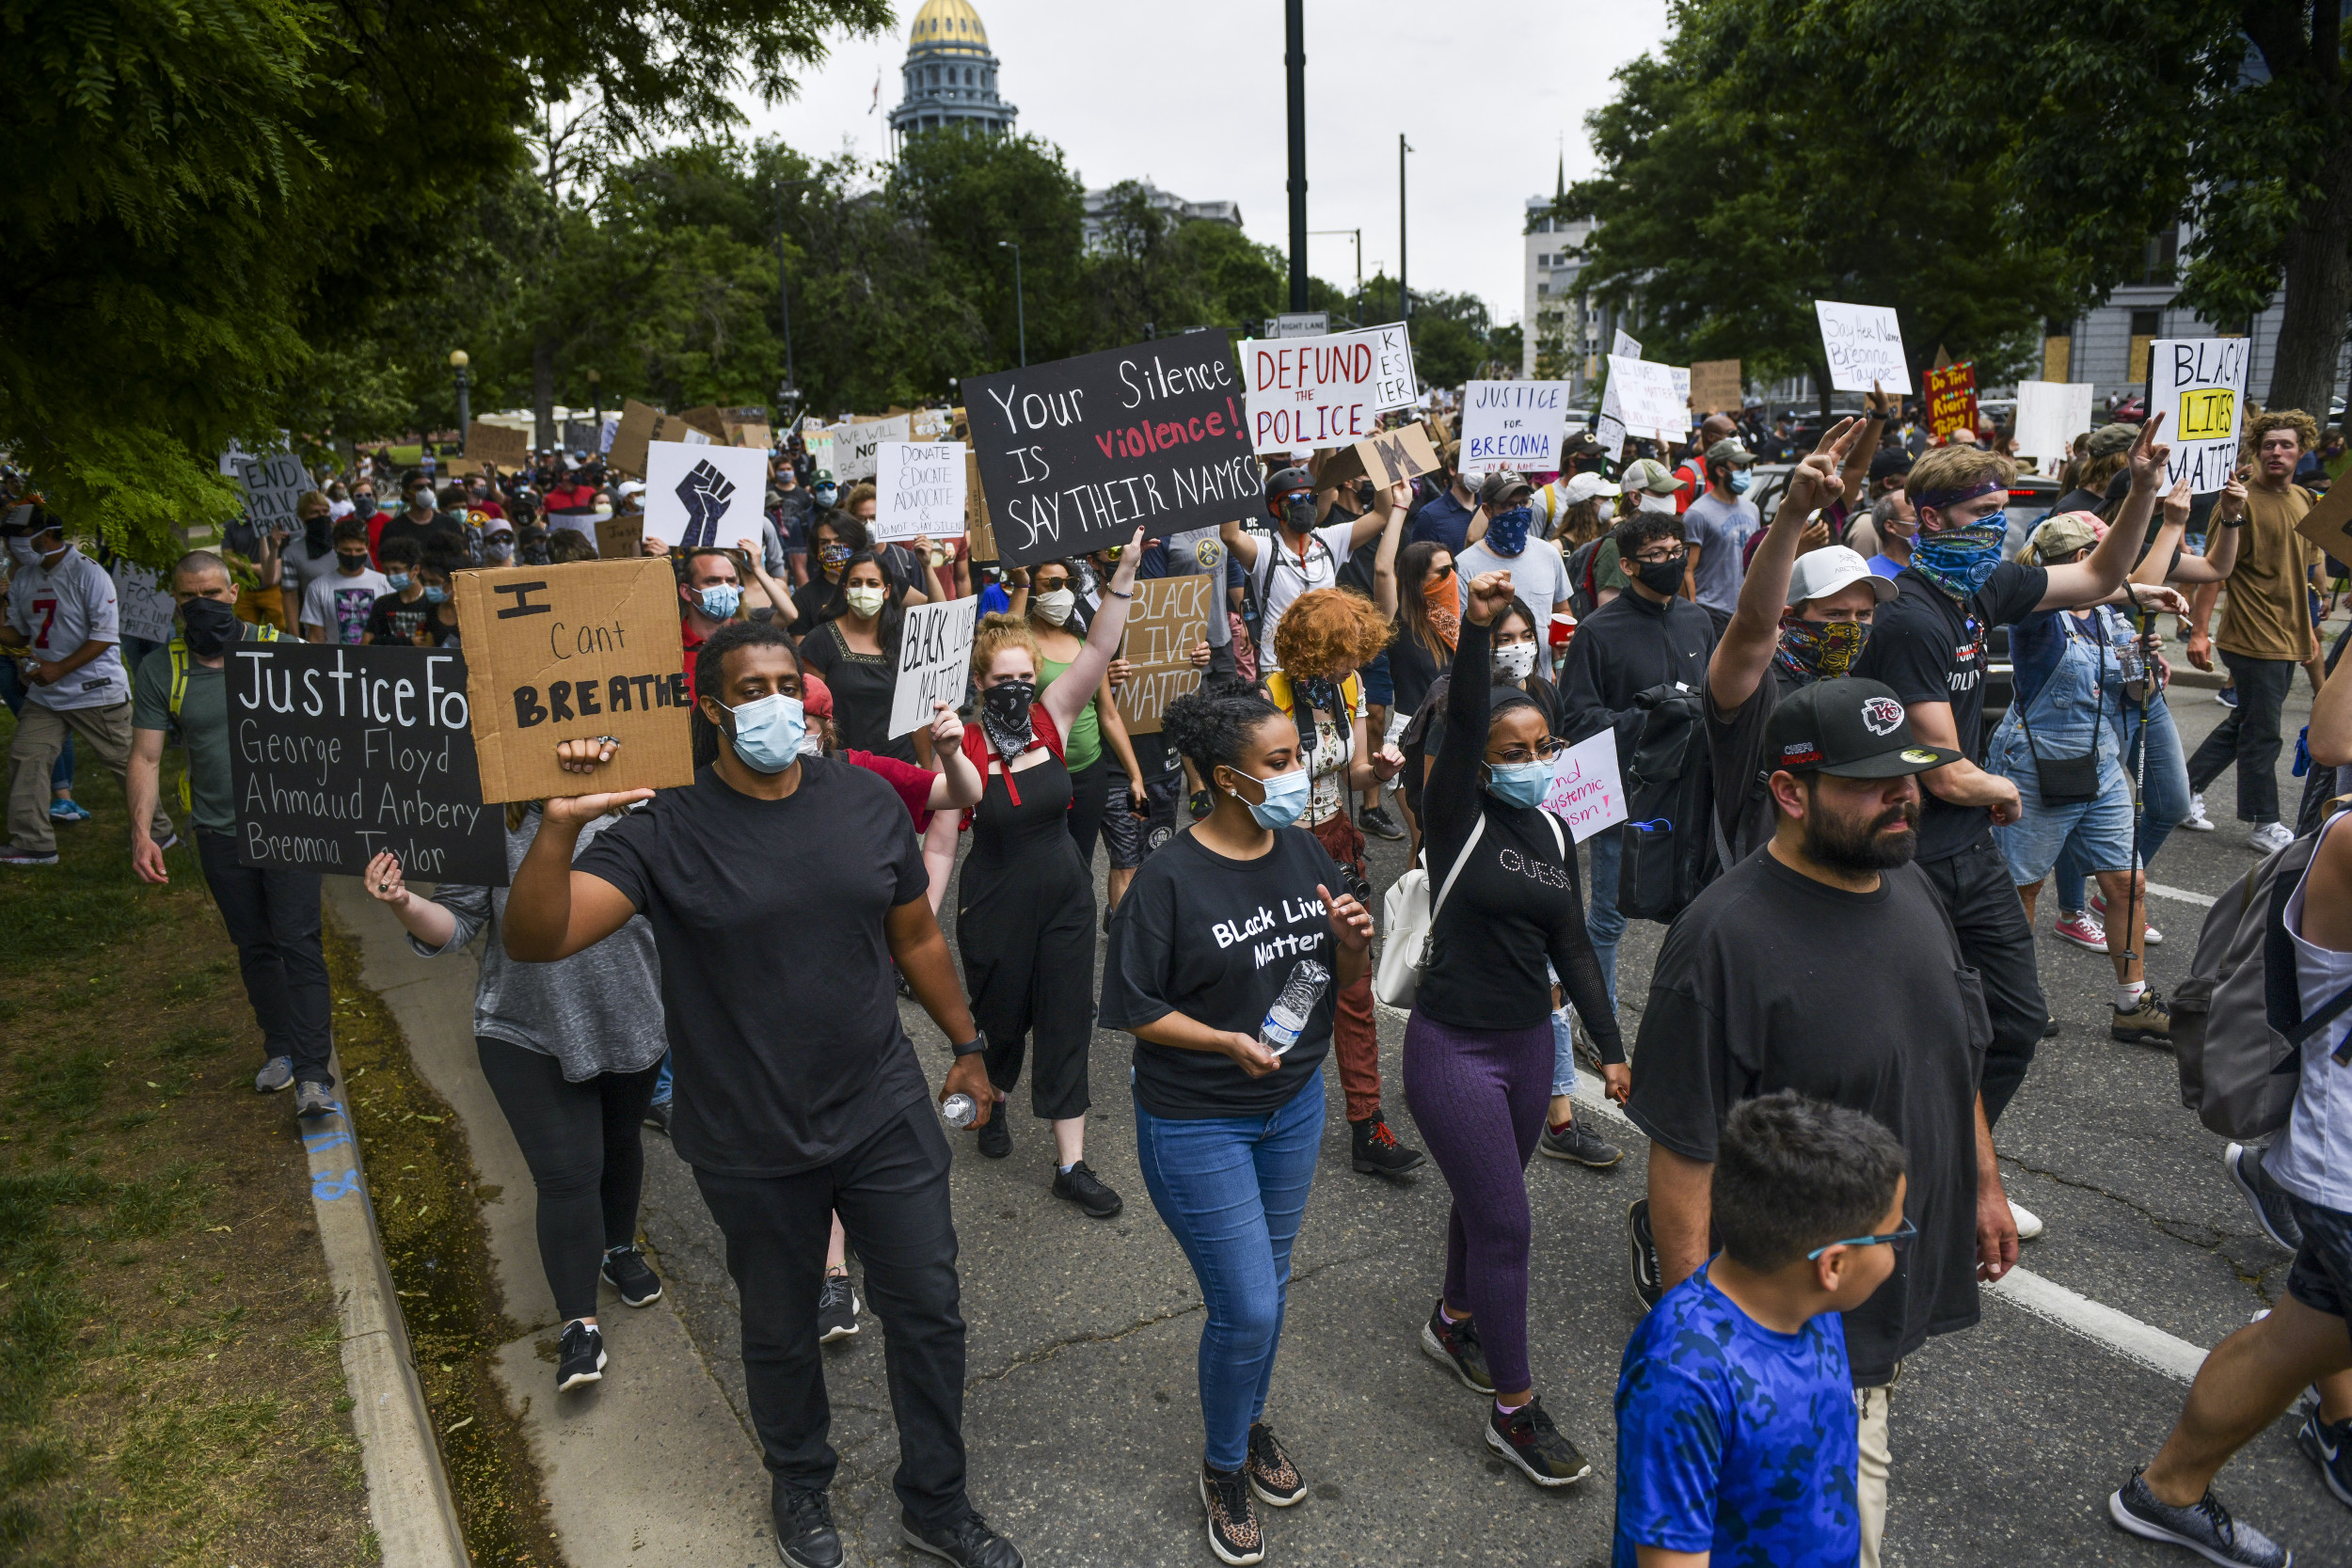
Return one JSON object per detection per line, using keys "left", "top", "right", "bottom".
{"left": 2013, "top": 616, "right": 2105, "bottom": 805}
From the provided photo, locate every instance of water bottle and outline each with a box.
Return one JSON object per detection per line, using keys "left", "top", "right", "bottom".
{"left": 941, "top": 1093, "right": 978, "bottom": 1129}
{"left": 1259, "top": 959, "right": 1332, "bottom": 1057}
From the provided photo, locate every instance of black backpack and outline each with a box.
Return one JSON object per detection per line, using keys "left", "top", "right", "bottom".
{"left": 1617, "top": 680, "right": 1718, "bottom": 924}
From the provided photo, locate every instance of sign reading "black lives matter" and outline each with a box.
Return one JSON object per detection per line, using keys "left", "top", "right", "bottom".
{"left": 963, "top": 332, "right": 1260, "bottom": 566}
{"left": 229, "top": 641, "right": 509, "bottom": 884}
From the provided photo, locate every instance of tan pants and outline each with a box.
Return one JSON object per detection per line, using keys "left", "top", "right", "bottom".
{"left": 1857, "top": 1382, "right": 1893, "bottom": 1568}
{"left": 6, "top": 700, "right": 173, "bottom": 855}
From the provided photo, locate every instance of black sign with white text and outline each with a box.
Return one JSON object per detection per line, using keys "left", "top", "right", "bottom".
{"left": 229, "top": 641, "right": 508, "bottom": 885}
{"left": 963, "top": 331, "right": 1261, "bottom": 566}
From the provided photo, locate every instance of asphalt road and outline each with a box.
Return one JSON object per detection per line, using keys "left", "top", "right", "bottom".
{"left": 636, "top": 665, "right": 2352, "bottom": 1568}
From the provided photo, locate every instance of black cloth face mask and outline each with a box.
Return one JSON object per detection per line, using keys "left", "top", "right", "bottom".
{"left": 179, "top": 595, "right": 239, "bottom": 657}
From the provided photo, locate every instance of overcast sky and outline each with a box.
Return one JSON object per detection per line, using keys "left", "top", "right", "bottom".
{"left": 731, "top": 0, "right": 1671, "bottom": 326}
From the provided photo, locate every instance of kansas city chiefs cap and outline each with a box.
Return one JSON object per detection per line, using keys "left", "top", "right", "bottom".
{"left": 1760, "top": 677, "right": 1963, "bottom": 779}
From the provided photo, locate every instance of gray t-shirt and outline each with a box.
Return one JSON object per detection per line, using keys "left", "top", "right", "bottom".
{"left": 1684, "top": 491, "right": 1762, "bottom": 615}
{"left": 7, "top": 546, "right": 127, "bottom": 709}
{"left": 1455, "top": 535, "right": 1572, "bottom": 618}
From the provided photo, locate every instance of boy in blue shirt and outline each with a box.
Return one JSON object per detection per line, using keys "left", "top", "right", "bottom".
{"left": 1614, "top": 1092, "right": 1910, "bottom": 1567}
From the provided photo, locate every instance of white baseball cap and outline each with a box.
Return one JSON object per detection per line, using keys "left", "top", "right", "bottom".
{"left": 1561, "top": 471, "right": 1622, "bottom": 506}
{"left": 1785, "top": 545, "right": 1898, "bottom": 608}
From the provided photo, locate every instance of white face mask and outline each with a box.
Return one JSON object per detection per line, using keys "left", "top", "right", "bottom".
{"left": 1494, "top": 641, "right": 1539, "bottom": 681}
{"left": 844, "top": 584, "right": 887, "bottom": 618}
{"left": 6, "top": 538, "right": 40, "bottom": 569}
{"left": 1032, "top": 588, "right": 1076, "bottom": 626}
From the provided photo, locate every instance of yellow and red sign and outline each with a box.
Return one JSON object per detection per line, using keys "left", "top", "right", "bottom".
{"left": 1927, "top": 361, "right": 1978, "bottom": 439}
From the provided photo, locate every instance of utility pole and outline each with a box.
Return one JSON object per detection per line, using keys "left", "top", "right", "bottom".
{"left": 1000, "top": 241, "right": 1026, "bottom": 367}
{"left": 1285, "top": 0, "right": 1309, "bottom": 311}
{"left": 1399, "top": 135, "right": 1412, "bottom": 325}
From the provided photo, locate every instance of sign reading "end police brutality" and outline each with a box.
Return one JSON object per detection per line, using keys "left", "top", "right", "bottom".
{"left": 228, "top": 642, "right": 508, "bottom": 884}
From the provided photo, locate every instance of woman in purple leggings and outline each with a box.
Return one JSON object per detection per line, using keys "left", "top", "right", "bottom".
{"left": 1406, "top": 566, "right": 1624, "bottom": 1488}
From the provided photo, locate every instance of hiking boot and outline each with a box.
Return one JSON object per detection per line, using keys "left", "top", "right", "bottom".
{"left": 1349, "top": 1112, "right": 1424, "bottom": 1177}
{"left": 897, "top": 1509, "right": 1025, "bottom": 1568}
{"left": 1195, "top": 1465, "right": 1263, "bottom": 1566}
{"left": 2107, "top": 1471, "right": 2288, "bottom": 1566}
{"left": 775, "top": 1484, "right": 843, "bottom": 1568}
{"left": 600, "top": 1243, "right": 661, "bottom": 1307}
{"left": 1245, "top": 1422, "right": 1306, "bottom": 1508}
{"left": 1628, "top": 1198, "right": 1662, "bottom": 1310}
{"left": 1052, "top": 1160, "right": 1123, "bottom": 1218}
{"left": 1486, "top": 1397, "right": 1592, "bottom": 1487}
{"left": 2053, "top": 910, "right": 2108, "bottom": 952}
{"left": 254, "top": 1055, "right": 294, "bottom": 1094}
{"left": 1420, "top": 1299, "right": 1495, "bottom": 1395}
{"left": 1538, "top": 1116, "right": 1622, "bottom": 1168}
{"left": 2225, "top": 1142, "right": 2305, "bottom": 1251}
{"left": 1357, "top": 803, "right": 1404, "bottom": 841}
{"left": 2112, "top": 989, "right": 2172, "bottom": 1045}
{"left": 817, "top": 1271, "right": 860, "bottom": 1342}
{"left": 556, "top": 1319, "right": 606, "bottom": 1392}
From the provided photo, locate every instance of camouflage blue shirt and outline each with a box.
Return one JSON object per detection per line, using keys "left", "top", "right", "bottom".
{"left": 1614, "top": 1261, "right": 1860, "bottom": 1567}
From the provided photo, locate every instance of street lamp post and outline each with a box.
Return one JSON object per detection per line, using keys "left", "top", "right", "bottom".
{"left": 1311, "top": 228, "right": 1361, "bottom": 325}
{"left": 450, "top": 350, "right": 470, "bottom": 454}
{"left": 1284, "top": 0, "right": 1308, "bottom": 311}
{"left": 587, "top": 368, "right": 600, "bottom": 428}
{"left": 998, "top": 241, "right": 1026, "bottom": 368}
{"left": 1398, "top": 136, "right": 1413, "bottom": 325}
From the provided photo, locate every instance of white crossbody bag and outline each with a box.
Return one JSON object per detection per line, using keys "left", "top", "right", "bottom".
{"left": 1376, "top": 810, "right": 1565, "bottom": 1008}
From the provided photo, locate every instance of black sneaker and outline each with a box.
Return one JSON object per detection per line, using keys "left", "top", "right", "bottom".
{"left": 976, "top": 1109, "right": 1011, "bottom": 1160}
{"left": 817, "top": 1271, "right": 860, "bottom": 1342}
{"left": 1486, "top": 1397, "right": 1592, "bottom": 1487}
{"left": 2107, "top": 1471, "right": 2289, "bottom": 1565}
{"left": 644, "top": 1098, "right": 672, "bottom": 1136}
{"left": 898, "top": 1508, "right": 1025, "bottom": 1568}
{"left": 1246, "top": 1422, "right": 1306, "bottom": 1508}
{"left": 2043, "top": 1015, "right": 2063, "bottom": 1038}
{"left": 775, "top": 1484, "right": 843, "bottom": 1568}
{"left": 1420, "top": 1299, "right": 1495, "bottom": 1395}
{"left": 1350, "top": 1112, "right": 1425, "bottom": 1177}
{"left": 2299, "top": 1407, "right": 2352, "bottom": 1509}
{"left": 1538, "top": 1116, "right": 1623, "bottom": 1168}
{"left": 1628, "top": 1199, "right": 1662, "bottom": 1311}
{"left": 1052, "top": 1160, "right": 1123, "bottom": 1218}
{"left": 2225, "top": 1143, "right": 2305, "bottom": 1251}
{"left": 1358, "top": 803, "right": 1405, "bottom": 841}
{"left": 1196, "top": 1464, "right": 1264, "bottom": 1566}
{"left": 601, "top": 1243, "right": 662, "bottom": 1307}
{"left": 556, "top": 1319, "right": 605, "bottom": 1392}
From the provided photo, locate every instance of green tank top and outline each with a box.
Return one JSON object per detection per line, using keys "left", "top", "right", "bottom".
{"left": 1038, "top": 654, "right": 1103, "bottom": 772}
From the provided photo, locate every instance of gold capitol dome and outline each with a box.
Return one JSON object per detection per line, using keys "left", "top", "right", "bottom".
{"left": 888, "top": 0, "right": 1016, "bottom": 144}
{"left": 907, "top": 0, "right": 991, "bottom": 54}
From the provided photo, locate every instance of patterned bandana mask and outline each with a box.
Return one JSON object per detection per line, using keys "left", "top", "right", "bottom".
{"left": 1910, "top": 515, "right": 2008, "bottom": 600}
{"left": 1774, "top": 617, "right": 1869, "bottom": 683}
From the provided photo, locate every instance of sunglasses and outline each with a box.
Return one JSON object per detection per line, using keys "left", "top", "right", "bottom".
{"left": 1426, "top": 562, "right": 1456, "bottom": 583}
{"left": 1806, "top": 1214, "right": 1917, "bottom": 1261}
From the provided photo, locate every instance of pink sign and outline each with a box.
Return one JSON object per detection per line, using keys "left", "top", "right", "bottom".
{"left": 1543, "top": 730, "right": 1628, "bottom": 843}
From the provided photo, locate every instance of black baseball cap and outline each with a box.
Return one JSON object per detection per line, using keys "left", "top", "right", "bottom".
{"left": 1761, "top": 678, "right": 1961, "bottom": 779}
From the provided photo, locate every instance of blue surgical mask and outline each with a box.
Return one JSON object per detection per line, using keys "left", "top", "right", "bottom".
{"left": 387, "top": 571, "right": 412, "bottom": 591}
{"left": 724, "top": 691, "right": 807, "bottom": 774}
{"left": 1911, "top": 515, "right": 2008, "bottom": 600}
{"left": 1728, "top": 470, "right": 1754, "bottom": 495}
{"left": 1486, "top": 759, "right": 1552, "bottom": 809}
{"left": 1232, "top": 767, "right": 1310, "bottom": 830}
{"left": 1486, "top": 506, "right": 1533, "bottom": 555}
{"left": 698, "top": 582, "right": 741, "bottom": 620}
{"left": 422, "top": 585, "right": 449, "bottom": 605}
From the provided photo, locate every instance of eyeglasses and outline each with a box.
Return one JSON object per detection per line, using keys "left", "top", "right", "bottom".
{"left": 1490, "top": 736, "right": 1568, "bottom": 765}
{"left": 1631, "top": 546, "right": 1689, "bottom": 565}
{"left": 1806, "top": 1215, "right": 1917, "bottom": 1260}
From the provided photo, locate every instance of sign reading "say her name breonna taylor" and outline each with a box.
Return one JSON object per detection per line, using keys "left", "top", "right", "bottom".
{"left": 964, "top": 332, "right": 1260, "bottom": 567}
{"left": 453, "top": 557, "right": 698, "bottom": 803}
{"left": 229, "top": 641, "right": 508, "bottom": 884}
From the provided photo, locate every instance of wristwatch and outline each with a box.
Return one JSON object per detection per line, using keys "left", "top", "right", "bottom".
{"left": 950, "top": 1037, "right": 985, "bottom": 1057}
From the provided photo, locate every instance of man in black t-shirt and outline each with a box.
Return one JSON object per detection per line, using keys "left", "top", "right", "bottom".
{"left": 1628, "top": 675, "right": 2013, "bottom": 1568}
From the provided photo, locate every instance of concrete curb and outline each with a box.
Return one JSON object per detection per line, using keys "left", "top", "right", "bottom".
{"left": 301, "top": 1051, "right": 472, "bottom": 1568}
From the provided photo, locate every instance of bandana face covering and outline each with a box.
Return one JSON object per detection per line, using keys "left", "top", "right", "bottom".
{"left": 978, "top": 679, "right": 1037, "bottom": 759}
{"left": 1911, "top": 515, "right": 2007, "bottom": 600}
{"left": 1486, "top": 506, "right": 1534, "bottom": 555}
{"left": 1774, "top": 617, "right": 1869, "bottom": 683}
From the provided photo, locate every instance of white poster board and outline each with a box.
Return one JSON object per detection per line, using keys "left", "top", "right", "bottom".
{"left": 1813, "top": 301, "right": 1913, "bottom": 394}
{"left": 838, "top": 416, "right": 912, "bottom": 483}
{"left": 2150, "top": 339, "right": 2252, "bottom": 492}
{"left": 227, "top": 451, "right": 310, "bottom": 533}
{"left": 1241, "top": 322, "right": 1419, "bottom": 453}
{"left": 889, "top": 597, "right": 979, "bottom": 737}
{"left": 803, "top": 427, "right": 838, "bottom": 480}
{"left": 642, "top": 440, "right": 771, "bottom": 551}
{"left": 1542, "top": 728, "right": 1628, "bottom": 842}
{"left": 2011, "top": 381, "right": 2096, "bottom": 466}
{"left": 1593, "top": 412, "right": 1629, "bottom": 457}
{"left": 874, "top": 442, "right": 968, "bottom": 542}
{"left": 1458, "top": 381, "right": 1573, "bottom": 473}
{"left": 1602, "top": 356, "right": 1685, "bottom": 443}
{"left": 111, "top": 562, "right": 178, "bottom": 644}
{"left": 1612, "top": 328, "right": 1643, "bottom": 359}
{"left": 597, "top": 417, "right": 619, "bottom": 456}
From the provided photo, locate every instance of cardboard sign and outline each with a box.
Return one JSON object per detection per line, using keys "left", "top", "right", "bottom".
{"left": 911, "top": 408, "right": 952, "bottom": 440}
{"left": 887, "top": 597, "right": 978, "bottom": 738}
{"left": 727, "top": 421, "right": 772, "bottom": 451}
{"left": 1240, "top": 323, "right": 1419, "bottom": 453}
{"left": 1603, "top": 356, "right": 1685, "bottom": 443}
{"left": 1926, "top": 361, "right": 1978, "bottom": 439}
{"left": 2012, "top": 381, "right": 2094, "bottom": 464}
{"left": 675, "top": 405, "right": 728, "bottom": 439}
{"left": 1117, "top": 574, "right": 1214, "bottom": 735}
{"left": 839, "top": 416, "right": 912, "bottom": 483}
{"left": 2294, "top": 482, "right": 2352, "bottom": 573}
{"left": 1814, "top": 301, "right": 1913, "bottom": 394}
{"left": 874, "top": 442, "right": 968, "bottom": 542}
{"left": 452, "top": 557, "right": 698, "bottom": 803}
{"left": 111, "top": 562, "right": 178, "bottom": 644}
{"left": 607, "top": 401, "right": 662, "bottom": 477}
{"left": 1542, "top": 728, "right": 1627, "bottom": 843}
{"left": 1458, "top": 381, "right": 1571, "bottom": 474}
{"left": 227, "top": 451, "right": 309, "bottom": 532}
{"left": 227, "top": 641, "right": 507, "bottom": 883}
{"left": 594, "top": 513, "right": 644, "bottom": 562}
{"left": 467, "top": 421, "right": 532, "bottom": 468}
{"left": 643, "top": 440, "right": 771, "bottom": 551}
{"left": 965, "top": 332, "right": 1260, "bottom": 566}
{"left": 2151, "top": 338, "right": 2252, "bottom": 492}
{"left": 1315, "top": 422, "right": 1442, "bottom": 491}
{"left": 963, "top": 450, "right": 1000, "bottom": 562}
{"left": 1688, "top": 359, "right": 1743, "bottom": 415}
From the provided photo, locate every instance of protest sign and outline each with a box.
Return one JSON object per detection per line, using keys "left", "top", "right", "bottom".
{"left": 1314, "top": 422, "right": 1442, "bottom": 491}
{"left": 228, "top": 641, "right": 507, "bottom": 884}
{"left": 1688, "top": 359, "right": 1743, "bottom": 415}
{"left": 2296, "top": 481, "right": 2352, "bottom": 573}
{"left": 911, "top": 408, "right": 952, "bottom": 440}
{"left": 965, "top": 331, "right": 1260, "bottom": 566}
{"left": 1593, "top": 411, "right": 1629, "bottom": 458}
{"left": 1612, "top": 328, "right": 1643, "bottom": 359}
{"left": 1542, "top": 728, "right": 1627, "bottom": 843}
{"left": 1926, "top": 361, "right": 1978, "bottom": 439}
{"left": 2012, "top": 381, "right": 2094, "bottom": 464}
{"left": 888, "top": 597, "right": 979, "bottom": 738}
{"left": 1602, "top": 356, "right": 1685, "bottom": 443}
{"left": 597, "top": 417, "right": 618, "bottom": 456}
{"left": 111, "top": 562, "right": 178, "bottom": 644}
{"left": 452, "top": 557, "right": 698, "bottom": 803}
{"left": 2151, "top": 338, "right": 2252, "bottom": 492}
{"left": 675, "top": 405, "right": 728, "bottom": 440}
{"left": 803, "top": 426, "right": 837, "bottom": 478}
{"left": 227, "top": 451, "right": 309, "bottom": 533}
{"left": 1240, "top": 323, "right": 1419, "bottom": 453}
{"left": 963, "top": 450, "right": 1000, "bottom": 562}
{"left": 838, "top": 416, "right": 912, "bottom": 483}
{"left": 1458, "top": 381, "right": 1571, "bottom": 473}
{"left": 1117, "top": 574, "right": 1214, "bottom": 735}
{"left": 594, "top": 513, "right": 644, "bottom": 562}
{"left": 642, "top": 440, "right": 770, "bottom": 551}
{"left": 467, "top": 421, "right": 532, "bottom": 468}
{"left": 727, "top": 421, "right": 772, "bottom": 451}
{"left": 874, "top": 442, "right": 968, "bottom": 543}
{"left": 607, "top": 401, "right": 662, "bottom": 476}
{"left": 1813, "top": 301, "right": 1913, "bottom": 394}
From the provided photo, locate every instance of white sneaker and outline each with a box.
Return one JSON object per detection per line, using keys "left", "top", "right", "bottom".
{"left": 2248, "top": 821, "right": 2296, "bottom": 856}
{"left": 2008, "top": 1199, "right": 2044, "bottom": 1241}
{"left": 2180, "top": 793, "right": 2217, "bottom": 832}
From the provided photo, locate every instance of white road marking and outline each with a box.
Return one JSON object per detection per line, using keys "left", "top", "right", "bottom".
{"left": 2148, "top": 881, "right": 2218, "bottom": 909}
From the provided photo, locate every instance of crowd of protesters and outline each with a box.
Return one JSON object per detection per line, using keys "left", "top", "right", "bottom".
{"left": 4, "top": 380, "right": 2351, "bottom": 1568}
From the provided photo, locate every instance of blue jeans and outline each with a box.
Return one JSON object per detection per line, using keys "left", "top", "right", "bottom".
{"left": 2053, "top": 694, "right": 2190, "bottom": 911}
{"left": 0, "top": 660, "right": 73, "bottom": 792}
{"left": 1584, "top": 825, "right": 1624, "bottom": 1008}
{"left": 1134, "top": 1067, "right": 1325, "bottom": 1473}
{"left": 651, "top": 1049, "right": 672, "bottom": 1107}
